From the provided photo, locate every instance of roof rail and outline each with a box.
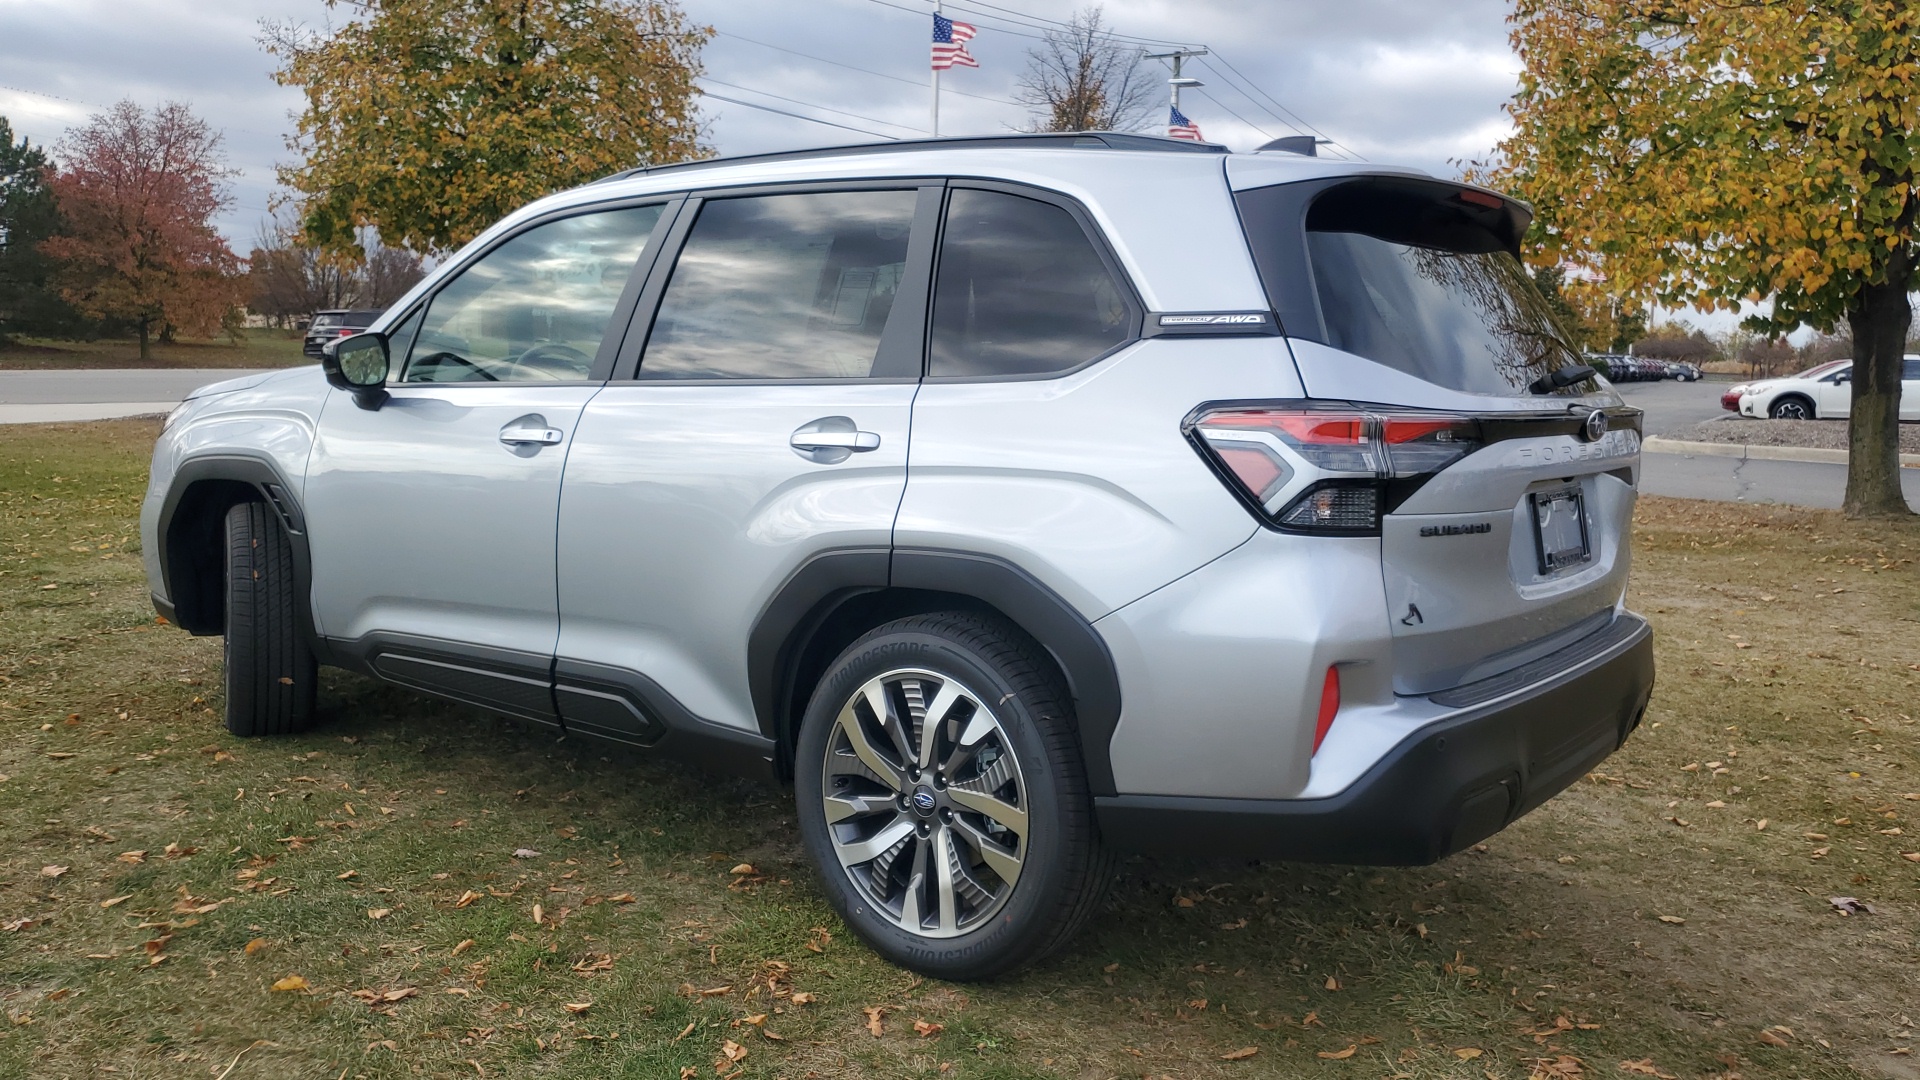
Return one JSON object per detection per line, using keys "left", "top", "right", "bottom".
{"left": 591, "top": 131, "right": 1227, "bottom": 185}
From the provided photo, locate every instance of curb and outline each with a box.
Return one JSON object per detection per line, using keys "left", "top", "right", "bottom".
{"left": 0, "top": 403, "right": 175, "bottom": 425}
{"left": 1644, "top": 436, "right": 1920, "bottom": 469}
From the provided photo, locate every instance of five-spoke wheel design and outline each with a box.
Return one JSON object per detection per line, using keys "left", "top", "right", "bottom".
{"left": 1769, "top": 397, "right": 1813, "bottom": 419}
{"left": 821, "top": 668, "right": 1028, "bottom": 938}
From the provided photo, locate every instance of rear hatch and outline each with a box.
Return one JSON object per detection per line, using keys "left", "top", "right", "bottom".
{"left": 1231, "top": 174, "right": 1641, "bottom": 695}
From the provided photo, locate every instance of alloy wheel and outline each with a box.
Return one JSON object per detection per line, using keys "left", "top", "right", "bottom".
{"left": 1772, "top": 399, "right": 1811, "bottom": 419}
{"left": 820, "top": 668, "right": 1028, "bottom": 939}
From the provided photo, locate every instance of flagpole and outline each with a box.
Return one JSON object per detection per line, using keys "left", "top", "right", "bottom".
{"left": 931, "top": 0, "right": 941, "bottom": 137}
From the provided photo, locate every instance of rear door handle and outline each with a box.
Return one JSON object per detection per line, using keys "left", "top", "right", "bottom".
{"left": 790, "top": 416, "right": 880, "bottom": 463}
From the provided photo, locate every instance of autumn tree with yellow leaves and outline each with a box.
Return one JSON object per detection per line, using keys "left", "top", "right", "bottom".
{"left": 1491, "top": 0, "right": 1917, "bottom": 517}
{"left": 265, "top": 0, "right": 710, "bottom": 257}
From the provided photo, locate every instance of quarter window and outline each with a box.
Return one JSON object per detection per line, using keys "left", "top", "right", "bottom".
{"left": 640, "top": 191, "right": 918, "bottom": 380}
{"left": 402, "top": 205, "right": 663, "bottom": 383}
{"left": 929, "top": 189, "right": 1134, "bottom": 378}
{"left": 1904, "top": 358, "right": 1920, "bottom": 380}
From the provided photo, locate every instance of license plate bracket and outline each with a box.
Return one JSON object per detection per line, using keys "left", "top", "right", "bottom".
{"left": 1530, "top": 486, "right": 1591, "bottom": 575}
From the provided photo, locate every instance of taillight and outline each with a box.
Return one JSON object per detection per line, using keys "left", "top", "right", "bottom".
{"left": 337, "top": 328, "right": 357, "bottom": 337}
{"left": 1186, "top": 403, "right": 1481, "bottom": 534}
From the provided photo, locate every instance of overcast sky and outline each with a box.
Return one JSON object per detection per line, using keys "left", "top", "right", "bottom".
{"left": 0, "top": 0, "right": 1520, "bottom": 235}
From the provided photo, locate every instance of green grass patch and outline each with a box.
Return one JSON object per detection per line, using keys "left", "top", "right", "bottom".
{"left": 0, "top": 334, "right": 308, "bottom": 371}
{"left": 1, "top": 420, "right": 1916, "bottom": 1078}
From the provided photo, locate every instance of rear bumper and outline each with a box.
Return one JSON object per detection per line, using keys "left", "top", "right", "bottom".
{"left": 1095, "top": 613, "right": 1654, "bottom": 865}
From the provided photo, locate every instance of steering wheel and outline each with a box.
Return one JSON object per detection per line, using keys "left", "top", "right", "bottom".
{"left": 410, "top": 352, "right": 499, "bottom": 382}
{"left": 511, "top": 343, "right": 594, "bottom": 378}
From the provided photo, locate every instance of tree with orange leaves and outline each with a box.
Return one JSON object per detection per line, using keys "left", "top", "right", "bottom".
{"left": 1491, "top": 0, "right": 1918, "bottom": 517}
{"left": 42, "top": 101, "right": 245, "bottom": 361}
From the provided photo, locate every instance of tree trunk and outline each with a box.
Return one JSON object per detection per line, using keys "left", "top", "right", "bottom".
{"left": 137, "top": 319, "right": 150, "bottom": 362}
{"left": 1842, "top": 266, "right": 1914, "bottom": 517}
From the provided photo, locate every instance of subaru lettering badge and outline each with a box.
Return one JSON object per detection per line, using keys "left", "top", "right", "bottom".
{"left": 913, "top": 790, "right": 937, "bottom": 812}
{"left": 1582, "top": 409, "right": 1609, "bottom": 442}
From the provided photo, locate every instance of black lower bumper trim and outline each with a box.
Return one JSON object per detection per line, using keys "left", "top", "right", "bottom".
{"left": 1095, "top": 613, "right": 1654, "bottom": 865}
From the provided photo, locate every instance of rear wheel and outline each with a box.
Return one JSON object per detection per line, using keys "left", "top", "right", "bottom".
{"left": 794, "top": 612, "right": 1111, "bottom": 980}
{"left": 1769, "top": 396, "right": 1814, "bottom": 420}
{"left": 222, "top": 501, "right": 318, "bottom": 736}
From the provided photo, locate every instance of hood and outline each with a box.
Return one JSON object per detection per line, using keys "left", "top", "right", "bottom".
{"left": 185, "top": 367, "right": 308, "bottom": 400}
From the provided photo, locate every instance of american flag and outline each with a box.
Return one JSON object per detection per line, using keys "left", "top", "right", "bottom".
{"left": 1168, "top": 105, "right": 1204, "bottom": 142}
{"left": 932, "top": 13, "right": 979, "bottom": 70}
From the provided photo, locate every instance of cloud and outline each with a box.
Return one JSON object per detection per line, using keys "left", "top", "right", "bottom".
{"left": 1, "top": 0, "right": 1525, "bottom": 242}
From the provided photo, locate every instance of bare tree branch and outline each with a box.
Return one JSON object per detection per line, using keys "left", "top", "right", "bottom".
{"left": 1014, "top": 7, "right": 1156, "bottom": 133}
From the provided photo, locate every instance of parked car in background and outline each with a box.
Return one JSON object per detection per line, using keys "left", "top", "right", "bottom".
{"left": 143, "top": 133, "right": 1654, "bottom": 979}
{"left": 302, "top": 309, "right": 384, "bottom": 359}
{"left": 1664, "top": 361, "right": 1702, "bottom": 382}
{"left": 1736, "top": 357, "right": 1920, "bottom": 419}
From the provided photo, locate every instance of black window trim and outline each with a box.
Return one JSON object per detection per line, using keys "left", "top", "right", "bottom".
{"left": 377, "top": 193, "right": 686, "bottom": 388}
{"left": 611, "top": 178, "right": 946, "bottom": 385}
{"left": 923, "top": 177, "right": 1146, "bottom": 383}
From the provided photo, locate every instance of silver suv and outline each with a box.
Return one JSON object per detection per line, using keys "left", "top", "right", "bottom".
{"left": 142, "top": 133, "right": 1654, "bottom": 979}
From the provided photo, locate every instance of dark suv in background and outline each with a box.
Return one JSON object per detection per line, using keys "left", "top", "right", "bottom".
{"left": 302, "top": 309, "right": 384, "bottom": 359}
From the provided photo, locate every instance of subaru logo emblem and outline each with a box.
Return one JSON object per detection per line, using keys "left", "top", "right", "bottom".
{"left": 912, "top": 790, "right": 938, "bottom": 812}
{"left": 1581, "top": 409, "right": 1609, "bottom": 442}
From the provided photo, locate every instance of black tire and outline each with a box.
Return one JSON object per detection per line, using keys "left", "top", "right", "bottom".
{"left": 794, "top": 611, "right": 1112, "bottom": 980}
{"left": 222, "top": 501, "right": 318, "bottom": 737}
{"left": 1769, "top": 395, "right": 1814, "bottom": 420}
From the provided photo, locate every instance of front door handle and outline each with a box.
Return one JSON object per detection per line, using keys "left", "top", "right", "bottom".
{"left": 791, "top": 416, "right": 881, "bottom": 464}
{"left": 500, "top": 414, "right": 565, "bottom": 447}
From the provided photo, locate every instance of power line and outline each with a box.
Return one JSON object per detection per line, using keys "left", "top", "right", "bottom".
{"left": 714, "top": 29, "right": 1017, "bottom": 106}
{"left": 1201, "top": 54, "right": 1364, "bottom": 161}
{"left": 1190, "top": 89, "right": 1274, "bottom": 142}
{"left": 863, "top": 0, "right": 1049, "bottom": 42}
{"left": 940, "top": 0, "right": 1204, "bottom": 49}
{"left": 701, "top": 77, "right": 926, "bottom": 133}
{"left": 696, "top": 91, "right": 900, "bottom": 140}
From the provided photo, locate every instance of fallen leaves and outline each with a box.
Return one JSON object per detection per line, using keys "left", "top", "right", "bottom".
{"left": 1454, "top": 1047, "right": 1484, "bottom": 1060}
{"left": 1829, "top": 896, "right": 1878, "bottom": 915}
{"left": 117, "top": 850, "right": 145, "bottom": 864}
{"left": 1619, "top": 1058, "right": 1676, "bottom": 1079}
{"left": 350, "top": 986, "right": 419, "bottom": 1007}
{"left": 914, "top": 1019, "right": 944, "bottom": 1038}
{"left": 453, "top": 890, "right": 482, "bottom": 909}
{"left": 1656, "top": 915, "right": 1686, "bottom": 925}
{"left": 367, "top": 907, "right": 392, "bottom": 920}
{"left": 451, "top": 939, "right": 474, "bottom": 957}
{"left": 563, "top": 1001, "right": 592, "bottom": 1014}
{"left": 269, "top": 974, "right": 309, "bottom": 993}
{"left": 863, "top": 1005, "right": 886, "bottom": 1037}
{"left": 244, "top": 937, "right": 268, "bottom": 955}
{"left": 1221, "top": 1046, "right": 1260, "bottom": 1060}
{"left": 512, "top": 848, "right": 541, "bottom": 859}
{"left": 1757, "top": 1025, "right": 1794, "bottom": 1047}
{"left": 1315, "top": 1045, "right": 1354, "bottom": 1060}
{"left": 98, "top": 895, "right": 131, "bottom": 909}
{"left": 40, "top": 866, "right": 67, "bottom": 879}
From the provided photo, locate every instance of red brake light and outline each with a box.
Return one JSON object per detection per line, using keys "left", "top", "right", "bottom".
{"left": 1312, "top": 665, "right": 1341, "bottom": 754}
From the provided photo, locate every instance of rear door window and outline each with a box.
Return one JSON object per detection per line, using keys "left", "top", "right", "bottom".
{"left": 928, "top": 188, "right": 1136, "bottom": 378}
{"left": 1239, "top": 178, "right": 1588, "bottom": 397}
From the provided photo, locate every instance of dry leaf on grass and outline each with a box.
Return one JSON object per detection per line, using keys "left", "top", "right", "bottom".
{"left": 512, "top": 848, "right": 541, "bottom": 859}
{"left": 98, "top": 895, "right": 132, "bottom": 909}
{"left": 1618, "top": 1058, "right": 1676, "bottom": 1078}
{"left": 244, "top": 937, "right": 268, "bottom": 955}
{"left": 41, "top": 866, "right": 67, "bottom": 879}
{"left": 451, "top": 939, "right": 474, "bottom": 956}
{"left": 914, "top": 1020, "right": 944, "bottom": 1038}
{"left": 1454, "top": 1047, "right": 1484, "bottom": 1059}
{"left": 789, "top": 992, "right": 815, "bottom": 1005}
{"left": 1656, "top": 915, "right": 1685, "bottom": 925}
{"left": 863, "top": 1005, "right": 886, "bottom": 1037}
{"left": 269, "top": 975, "right": 309, "bottom": 993}
{"left": 531, "top": 903, "right": 544, "bottom": 925}
{"left": 1828, "top": 896, "right": 1878, "bottom": 915}
{"left": 367, "top": 908, "right": 391, "bottom": 920}
{"left": 564, "top": 1002, "right": 592, "bottom": 1014}
{"left": 454, "top": 890, "right": 482, "bottom": 908}
{"left": 1222, "top": 1046, "right": 1261, "bottom": 1061}
{"left": 719, "top": 1039, "right": 747, "bottom": 1063}
{"left": 1315, "top": 1045, "right": 1355, "bottom": 1060}
{"left": 729, "top": 863, "right": 755, "bottom": 875}
{"left": 1757, "top": 1026, "right": 1793, "bottom": 1047}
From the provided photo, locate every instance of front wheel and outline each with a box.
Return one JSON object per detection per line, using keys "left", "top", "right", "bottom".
{"left": 1769, "top": 396, "right": 1814, "bottom": 420}
{"left": 793, "top": 612, "right": 1111, "bottom": 980}
{"left": 222, "top": 501, "right": 318, "bottom": 736}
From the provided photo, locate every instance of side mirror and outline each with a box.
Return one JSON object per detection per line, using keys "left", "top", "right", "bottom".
{"left": 1834, "top": 371, "right": 1851, "bottom": 384}
{"left": 322, "top": 332, "right": 391, "bottom": 410}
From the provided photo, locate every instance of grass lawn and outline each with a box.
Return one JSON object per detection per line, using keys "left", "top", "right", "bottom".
{"left": 2, "top": 419, "right": 1917, "bottom": 1080}
{"left": 0, "top": 334, "right": 309, "bottom": 371}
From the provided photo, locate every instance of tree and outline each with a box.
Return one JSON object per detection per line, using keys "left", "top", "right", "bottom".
{"left": 266, "top": 0, "right": 710, "bottom": 256}
{"left": 247, "top": 212, "right": 424, "bottom": 327}
{"left": 0, "top": 116, "right": 73, "bottom": 342}
{"left": 41, "top": 101, "right": 245, "bottom": 360}
{"left": 1631, "top": 323, "right": 1717, "bottom": 364}
{"left": 1016, "top": 7, "right": 1156, "bottom": 133}
{"left": 1491, "top": 0, "right": 1919, "bottom": 517}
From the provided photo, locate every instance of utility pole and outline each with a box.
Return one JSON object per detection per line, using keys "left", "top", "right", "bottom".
{"left": 1145, "top": 47, "right": 1208, "bottom": 112}
{"left": 931, "top": 0, "right": 942, "bottom": 138}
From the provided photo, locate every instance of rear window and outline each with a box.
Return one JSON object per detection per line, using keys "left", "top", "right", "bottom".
{"left": 310, "top": 313, "right": 343, "bottom": 329}
{"left": 1239, "top": 178, "right": 1588, "bottom": 397}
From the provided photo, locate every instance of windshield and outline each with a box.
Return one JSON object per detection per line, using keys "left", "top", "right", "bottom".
{"left": 1238, "top": 178, "right": 1588, "bottom": 397}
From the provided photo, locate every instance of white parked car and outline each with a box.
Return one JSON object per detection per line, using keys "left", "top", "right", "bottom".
{"left": 1735, "top": 357, "right": 1920, "bottom": 420}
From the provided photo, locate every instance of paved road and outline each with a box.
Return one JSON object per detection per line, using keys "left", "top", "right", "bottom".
{"left": 1612, "top": 376, "right": 1738, "bottom": 435}
{"left": 1641, "top": 447, "right": 1920, "bottom": 511}
{"left": 0, "top": 368, "right": 274, "bottom": 425}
